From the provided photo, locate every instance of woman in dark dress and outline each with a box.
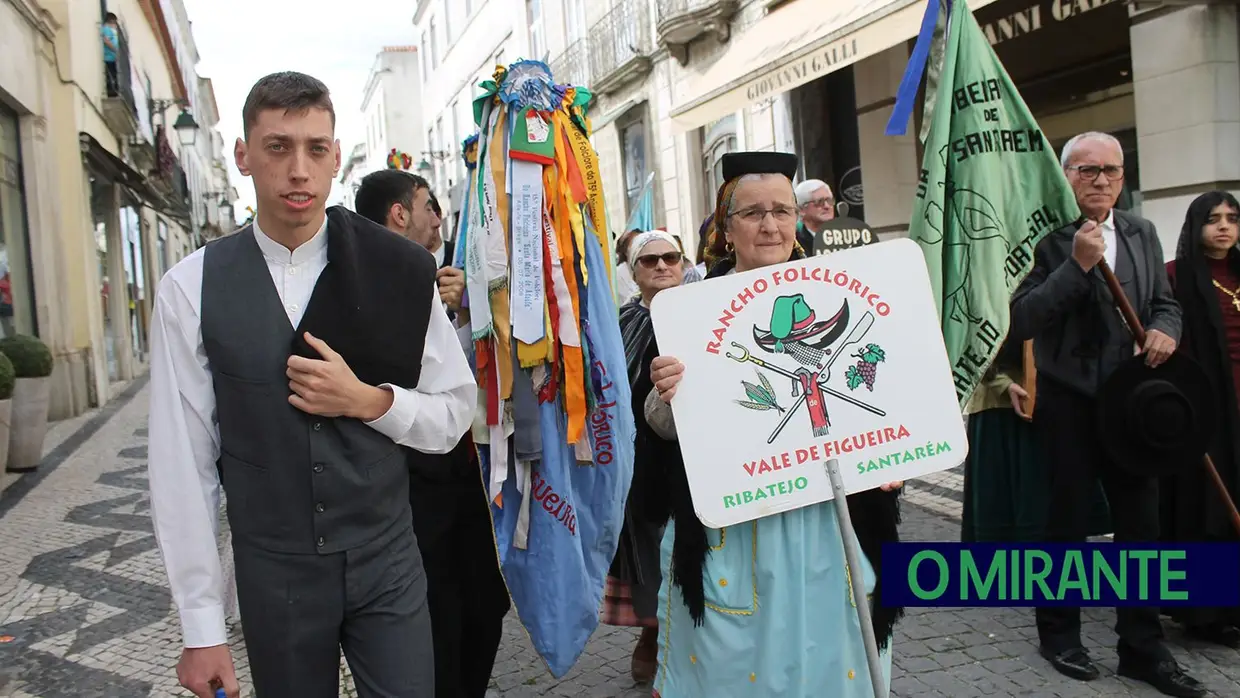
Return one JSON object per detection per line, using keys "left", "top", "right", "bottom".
{"left": 603, "top": 231, "right": 685, "bottom": 682}
{"left": 1163, "top": 190, "right": 1240, "bottom": 646}
{"left": 961, "top": 339, "right": 1110, "bottom": 542}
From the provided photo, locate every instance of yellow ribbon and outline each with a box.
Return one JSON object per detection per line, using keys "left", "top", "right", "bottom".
{"left": 561, "top": 110, "right": 612, "bottom": 290}
{"left": 487, "top": 107, "right": 514, "bottom": 401}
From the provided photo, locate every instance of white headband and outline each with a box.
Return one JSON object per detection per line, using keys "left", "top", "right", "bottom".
{"left": 627, "top": 231, "right": 680, "bottom": 268}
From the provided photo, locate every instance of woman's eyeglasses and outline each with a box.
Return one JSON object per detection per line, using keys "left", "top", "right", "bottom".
{"left": 730, "top": 206, "right": 798, "bottom": 225}
{"left": 636, "top": 252, "right": 683, "bottom": 269}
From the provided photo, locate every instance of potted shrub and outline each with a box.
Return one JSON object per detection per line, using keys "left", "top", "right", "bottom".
{"left": 0, "top": 352, "right": 14, "bottom": 471}
{"left": 1, "top": 335, "right": 53, "bottom": 473}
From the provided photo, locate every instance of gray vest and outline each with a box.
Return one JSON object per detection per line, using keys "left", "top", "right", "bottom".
{"left": 201, "top": 229, "right": 413, "bottom": 555}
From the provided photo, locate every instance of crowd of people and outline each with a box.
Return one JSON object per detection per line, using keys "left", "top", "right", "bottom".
{"left": 143, "top": 70, "right": 1237, "bottom": 698}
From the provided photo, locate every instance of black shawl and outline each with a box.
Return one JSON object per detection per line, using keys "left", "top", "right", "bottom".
{"left": 1168, "top": 191, "right": 1240, "bottom": 539}
{"left": 656, "top": 248, "right": 904, "bottom": 649}
{"left": 614, "top": 298, "right": 676, "bottom": 611}
{"left": 620, "top": 298, "right": 655, "bottom": 388}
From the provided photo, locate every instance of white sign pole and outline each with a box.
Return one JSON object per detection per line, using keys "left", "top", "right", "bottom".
{"left": 825, "top": 458, "right": 888, "bottom": 698}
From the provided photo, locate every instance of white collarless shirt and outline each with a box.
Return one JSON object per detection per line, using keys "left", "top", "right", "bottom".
{"left": 146, "top": 217, "right": 476, "bottom": 649}
{"left": 1100, "top": 209, "right": 1117, "bottom": 271}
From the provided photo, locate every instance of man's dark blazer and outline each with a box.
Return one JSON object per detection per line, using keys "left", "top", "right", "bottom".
{"left": 1009, "top": 208, "right": 1181, "bottom": 397}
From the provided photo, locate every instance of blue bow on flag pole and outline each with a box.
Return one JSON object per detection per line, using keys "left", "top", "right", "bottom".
{"left": 886, "top": 0, "right": 948, "bottom": 138}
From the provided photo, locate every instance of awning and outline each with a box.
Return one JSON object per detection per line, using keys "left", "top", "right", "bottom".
{"left": 669, "top": 0, "right": 996, "bottom": 132}
{"left": 80, "top": 132, "right": 160, "bottom": 203}
{"left": 81, "top": 132, "right": 187, "bottom": 223}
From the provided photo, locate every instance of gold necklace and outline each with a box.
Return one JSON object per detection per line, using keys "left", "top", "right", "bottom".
{"left": 1212, "top": 278, "right": 1240, "bottom": 311}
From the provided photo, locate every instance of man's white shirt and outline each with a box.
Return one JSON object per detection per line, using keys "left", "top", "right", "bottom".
{"left": 1100, "top": 209, "right": 1117, "bottom": 271}
{"left": 146, "top": 219, "right": 476, "bottom": 648}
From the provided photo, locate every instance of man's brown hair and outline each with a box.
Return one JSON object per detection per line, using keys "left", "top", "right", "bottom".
{"left": 241, "top": 71, "right": 335, "bottom": 140}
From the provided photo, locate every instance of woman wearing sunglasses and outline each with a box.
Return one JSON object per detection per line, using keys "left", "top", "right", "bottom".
{"left": 605, "top": 230, "right": 686, "bottom": 683}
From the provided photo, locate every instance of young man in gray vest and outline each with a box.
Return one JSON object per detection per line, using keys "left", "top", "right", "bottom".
{"left": 147, "top": 71, "right": 476, "bottom": 698}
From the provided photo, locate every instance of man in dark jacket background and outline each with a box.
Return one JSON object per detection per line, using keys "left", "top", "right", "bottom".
{"left": 1009, "top": 131, "right": 1203, "bottom": 698}
{"left": 355, "top": 169, "right": 510, "bottom": 698}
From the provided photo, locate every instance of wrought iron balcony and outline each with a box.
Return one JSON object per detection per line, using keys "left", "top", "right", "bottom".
{"left": 551, "top": 39, "right": 591, "bottom": 90}
{"left": 587, "top": 0, "right": 654, "bottom": 95}
{"left": 656, "top": 0, "right": 739, "bottom": 66}
{"left": 101, "top": 28, "right": 140, "bottom": 138}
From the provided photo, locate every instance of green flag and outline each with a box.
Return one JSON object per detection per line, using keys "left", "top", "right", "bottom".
{"left": 910, "top": 0, "right": 1080, "bottom": 407}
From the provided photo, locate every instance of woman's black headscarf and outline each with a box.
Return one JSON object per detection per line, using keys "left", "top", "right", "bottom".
{"left": 1171, "top": 190, "right": 1240, "bottom": 535}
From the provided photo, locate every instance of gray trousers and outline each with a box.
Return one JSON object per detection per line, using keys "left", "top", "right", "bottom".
{"left": 233, "top": 523, "right": 434, "bottom": 697}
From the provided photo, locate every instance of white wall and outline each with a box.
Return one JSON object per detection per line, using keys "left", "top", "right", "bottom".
{"left": 1130, "top": 4, "right": 1240, "bottom": 258}
{"left": 416, "top": 0, "right": 522, "bottom": 205}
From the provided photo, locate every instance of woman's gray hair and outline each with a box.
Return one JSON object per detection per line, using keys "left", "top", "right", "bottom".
{"left": 727, "top": 173, "right": 793, "bottom": 215}
{"left": 1060, "top": 131, "right": 1123, "bottom": 168}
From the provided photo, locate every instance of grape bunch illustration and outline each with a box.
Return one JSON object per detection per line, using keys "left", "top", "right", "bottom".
{"left": 844, "top": 343, "right": 886, "bottom": 392}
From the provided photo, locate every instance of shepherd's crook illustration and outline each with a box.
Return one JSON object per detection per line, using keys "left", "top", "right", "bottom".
{"left": 726, "top": 304, "right": 886, "bottom": 445}
{"left": 765, "top": 311, "right": 877, "bottom": 442}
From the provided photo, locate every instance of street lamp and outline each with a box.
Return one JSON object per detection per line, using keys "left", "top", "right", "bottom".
{"left": 172, "top": 109, "right": 200, "bottom": 147}
{"left": 416, "top": 158, "right": 433, "bottom": 180}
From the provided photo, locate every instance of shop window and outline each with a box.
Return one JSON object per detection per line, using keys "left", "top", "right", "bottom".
{"left": 157, "top": 219, "right": 169, "bottom": 277}
{"left": 420, "top": 30, "right": 430, "bottom": 83}
{"left": 621, "top": 119, "right": 647, "bottom": 213}
{"left": 429, "top": 18, "right": 440, "bottom": 69}
{"left": 0, "top": 107, "right": 36, "bottom": 339}
{"left": 702, "top": 115, "right": 738, "bottom": 211}
{"left": 527, "top": 0, "right": 545, "bottom": 62}
{"left": 564, "top": 0, "right": 586, "bottom": 42}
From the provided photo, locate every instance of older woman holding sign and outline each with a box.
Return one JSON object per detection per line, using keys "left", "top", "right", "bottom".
{"left": 645, "top": 151, "right": 903, "bottom": 698}
{"left": 604, "top": 230, "right": 686, "bottom": 683}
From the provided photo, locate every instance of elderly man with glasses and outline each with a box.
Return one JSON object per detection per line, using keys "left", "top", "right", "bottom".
{"left": 793, "top": 179, "right": 835, "bottom": 253}
{"left": 1009, "top": 131, "right": 1204, "bottom": 698}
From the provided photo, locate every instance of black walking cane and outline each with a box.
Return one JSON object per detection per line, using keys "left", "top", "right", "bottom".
{"left": 1098, "top": 260, "right": 1240, "bottom": 537}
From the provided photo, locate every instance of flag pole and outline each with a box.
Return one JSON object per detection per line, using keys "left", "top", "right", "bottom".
{"left": 824, "top": 458, "right": 888, "bottom": 698}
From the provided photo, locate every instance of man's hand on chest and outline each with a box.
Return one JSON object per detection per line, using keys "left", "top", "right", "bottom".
{"left": 286, "top": 331, "right": 393, "bottom": 420}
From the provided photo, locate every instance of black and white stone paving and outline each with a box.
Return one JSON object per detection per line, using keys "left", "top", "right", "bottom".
{"left": 0, "top": 380, "right": 1235, "bottom": 696}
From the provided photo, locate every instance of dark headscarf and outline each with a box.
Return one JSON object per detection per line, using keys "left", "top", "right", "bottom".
{"left": 1171, "top": 191, "right": 1240, "bottom": 534}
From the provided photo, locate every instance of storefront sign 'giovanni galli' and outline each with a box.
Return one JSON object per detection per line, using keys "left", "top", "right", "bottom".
{"left": 812, "top": 216, "right": 876, "bottom": 256}
{"left": 981, "top": 0, "right": 1122, "bottom": 47}
{"left": 649, "top": 240, "right": 967, "bottom": 528}
{"left": 746, "top": 38, "right": 858, "bottom": 102}
{"left": 909, "top": 0, "right": 1079, "bottom": 407}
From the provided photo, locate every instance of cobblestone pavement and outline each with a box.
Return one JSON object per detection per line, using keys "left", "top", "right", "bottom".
{"left": 0, "top": 381, "right": 1237, "bottom": 697}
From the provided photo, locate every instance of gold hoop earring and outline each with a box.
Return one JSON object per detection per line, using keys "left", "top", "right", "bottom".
{"left": 725, "top": 241, "right": 735, "bottom": 255}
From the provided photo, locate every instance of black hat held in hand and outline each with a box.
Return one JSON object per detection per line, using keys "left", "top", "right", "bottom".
{"left": 1097, "top": 352, "right": 1219, "bottom": 478}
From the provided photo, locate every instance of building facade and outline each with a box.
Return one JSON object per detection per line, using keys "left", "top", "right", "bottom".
{"left": 362, "top": 47, "right": 425, "bottom": 175}
{"left": 463, "top": 0, "right": 1240, "bottom": 265}
{"left": 414, "top": 0, "right": 525, "bottom": 229}
{"left": 338, "top": 143, "right": 369, "bottom": 211}
{"left": 0, "top": 0, "right": 231, "bottom": 421}
{"left": 165, "top": 0, "right": 236, "bottom": 246}
{"left": 195, "top": 77, "right": 239, "bottom": 239}
{"left": 337, "top": 46, "right": 425, "bottom": 212}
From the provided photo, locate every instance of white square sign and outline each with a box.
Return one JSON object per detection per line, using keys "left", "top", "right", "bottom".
{"left": 650, "top": 238, "right": 969, "bottom": 528}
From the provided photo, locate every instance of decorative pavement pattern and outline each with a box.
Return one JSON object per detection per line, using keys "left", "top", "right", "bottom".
{"left": 0, "top": 381, "right": 1236, "bottom": 697}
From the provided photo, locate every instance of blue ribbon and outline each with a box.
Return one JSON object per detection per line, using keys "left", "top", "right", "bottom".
{"left": 885, "top": 0, "right": 945, "bottom": 136}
